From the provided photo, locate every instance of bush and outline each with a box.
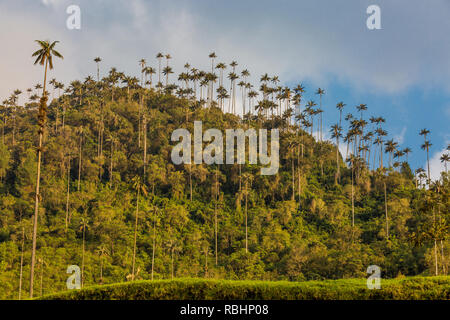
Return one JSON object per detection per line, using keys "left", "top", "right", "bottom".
{"left": 41, "top": 276, "right": 449, "bottom": 300}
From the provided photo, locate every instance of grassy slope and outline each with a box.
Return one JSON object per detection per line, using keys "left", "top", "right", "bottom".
{"left": 41, "top": 277, "right": 449, "bottom": 300}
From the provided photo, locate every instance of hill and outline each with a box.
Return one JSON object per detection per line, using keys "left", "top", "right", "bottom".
{"left": 0, "top": 63, "right": 449, "bottom": 299}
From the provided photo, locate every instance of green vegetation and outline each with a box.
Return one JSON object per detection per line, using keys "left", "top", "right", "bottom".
{"left": 0, "top": 43, "right": 448, "bottom": 300}
{"left": 42, "top": 277, "right": 450, "bottom": 300}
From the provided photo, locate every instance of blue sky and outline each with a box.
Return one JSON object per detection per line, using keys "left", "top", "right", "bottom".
{"left": 0, "top": 0, "right": 449, "bottom": 178}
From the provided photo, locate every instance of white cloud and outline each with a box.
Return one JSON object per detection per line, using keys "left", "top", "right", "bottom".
{"left": 426, "top": 143, "right": 449, "bottom": 181}
{"left": 41, "top": 0, "right": 63, "bottom": 7}
{"left": 393, "top": 127, "right": 407, "bottom": 145}
{"left": 1, "top": 0, "right": 449, "bottom": 103}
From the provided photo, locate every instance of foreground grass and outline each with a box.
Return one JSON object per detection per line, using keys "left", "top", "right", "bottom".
{"left": 41, "top": 276, "right": 450, "bottom": 300}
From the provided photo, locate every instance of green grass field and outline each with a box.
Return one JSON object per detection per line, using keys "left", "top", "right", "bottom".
{"left": 41, "top": 276, "right": 449, "bottom": 300}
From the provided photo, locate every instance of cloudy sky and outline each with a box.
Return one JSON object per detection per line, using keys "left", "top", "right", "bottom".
{"left": 0, "top": 0, "right": 449, "bottom": 178}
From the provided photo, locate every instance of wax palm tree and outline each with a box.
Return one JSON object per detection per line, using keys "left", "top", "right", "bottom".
{"left": 419, "top": 129, "right": 431, "bottom": 181}
{"left": 403, "top": 147, "right": 412, "bottom": 163}
{"left": 419, "top": 128, "right": 430, "bottom": 141}
{"left": 29, "top": 39, "right": 63, "bottom": 298}
{"left": 145, "top": 67, "right": 156, "bottom": 89}
{"left": 18, "top": 217, "right": 26, "bottom": 300}
{"left": 131, "top": 175, "right": 148, "bottom": 280}
{"left": 163, "top": 66, "right": 173, "bottom": 87}
{"left": 384, "top": 139, "right": 398, "bottom": 168}
{"left": 165, "top": 238, "right": 181, "bottom": 279}
{"left": 94, "top": 57, "right": 101, "bottom": 81}
{"left": 227, "top": 72, "right": 239, "bottom": 114}
{"left": 315, "top": 88, "right": 325, "bottom": 141}
{"left": 96, "top": 245, "right": 109, "bottom": 284}
{"left": 305, "top": 101, "right": 316, "bottom": 136}
{"left": 156, "top": 52, "right": 164, "bottom": 84}
{"left": 356, "top": 103, "right": 367, "bottom": 120}
{"left": 440, "top": 153, "right": 449, "bottom": 172}
{"left": 415, "top": 168, "right": 425, "bottom": 188}
{"left": 241, "top": 172, "right": 253, "bottom": 253}
{"left": 208, "top": 52, "right": 217, "bottom": 106}
{"left": 330, "top": 124, "right": 342, "bottom": 184}
{"left": 37, "top": 256, "right": 47, "bottom": 297}
{"left": 375, "top": 128, "right": 387, "bottom": 168}
{"left": 215, "top": 62, "right": 227, "bottom": 87}
{"left": 421, "top": 140, "right": 432, "bottom": 182}
{"left": 346, "top": 155, "right": 356, "bottom": 229}
{"left": 149, "top": 207, "right": 159, "bottom": 280}
{"left": 139, "top": 58, "right": 146, "bottom": 86}
{"left": 336, "top": 102, "right": 346, "bottom": 128}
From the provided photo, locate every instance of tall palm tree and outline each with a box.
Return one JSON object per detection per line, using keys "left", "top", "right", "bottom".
{"left": 79, "top": 213, "right": 89, "bottom": 288}
{"left": 77, "top": 126, "right": 83, "bottom": 191}
{"left": 242, "top": 173, "right": 253, "bottom": 253}
{"left": 419, "top": 129, "right": 431, "bottom": 181}
{"left": 150, "top": 207, "right": 159, "bottom": 280}
{"left": 356, "top": 104, "right": 367, "bottom": 120}
{"left": 156, "top": 52, "right": 164, "bottom": 86}
{"left": 94, "top": 57, "right": 101, "bottom": 81}
{"left": 131, "top": 175, "right": 148, "bottom": 280}
{"left": 29, "top": 40, "right": 63, "bottom": 298}
{"left": 162, "top": 66, "right": 173, "bottom": 87}
{"left": 336, "top": 102, "right": 346, "bottom": 128}
{"left": 403, "top": 147, "right": 412, "bottom": 163}
{"left": 96, "top": 245, "right": 109, "bottom": 284}
{"left": 18, "top": 217, "right": 26, "bottom": 300}
{"left": 384, "top": 139, "right": 398, "bottom": 168}
{"left": 440, "top": 153, "right": 449, "bottom": 172}
{"left": 330, "top": 124, "right": 342, "bottom": 184}
{"left": 145, "top": 67, "right": 156, "bottom": 89}
{"left": 139, "top": 58, "right": 146, "bottom": 86}
{"left": 421, "top": 140, "right": 432, "bottom": 182}
{"left": 208, "top": 52, "right": 217, "bottom": 106}
{"left": 315, "top": 88, "right": 325, "bottom": 141}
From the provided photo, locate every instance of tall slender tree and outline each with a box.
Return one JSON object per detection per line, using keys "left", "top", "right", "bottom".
{"left": 94, "top": 57, "right": 101, "bottom": 81}
{"left": 29, "top": 40, "right": 63, "bottom": 298}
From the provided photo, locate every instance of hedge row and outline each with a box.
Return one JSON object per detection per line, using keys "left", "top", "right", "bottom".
{"left": 42, "top": 277, "right": 450, "bottom": 300}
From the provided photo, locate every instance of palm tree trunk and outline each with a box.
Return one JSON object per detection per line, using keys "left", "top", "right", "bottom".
{"left": 65, "top": 156, "right": 70, "bottom": 232}
{"left": 100, "top": 258, "right": 103, "bottom": 284}
{"left": 39, "top": 259, "right": 44, "bottom": 296}
{"left": 143, "top": 116, "right": 147, "bottom": 176}
{"left": 81, "top": 225, "right": 85, "bottom": 288}
{"left": 291, "top": 156, "right": 295, "bottom": 201}
{"left": 384, "top": 182, "right": 388, "bottom": 240}
{"left": 335, "top": 138, "right": 340, "bottom": 184}
{"left": 380, "top": 145, "right": 383, "bottom": 169}
{"left": 132, "top": 188, "right": 140, "bottom": 279}
{"left": 30, "top": 57, "right": 49, "bottom": 298}
{"left": 245, "top": 185, "right": 248, "bottom": 253}
{"left": 110, "top": 139, "right": 113, "bottom": 187}
{"left": 1, "top": 115, "right": 5, "bottom": 146}
{"left": 189, "top": 164, "right": 192, "bottom": 201}
{"left": 434, "top": 239, "right": 439, "bottom": 276}
{"left": 215, "top": 168, "right": 218, "bottom": 265}
{"left": 351, "top": 160, "right": 355, "bottom": 228}
{"left": 171, "top": 248, "right": 174, "bottom": 280}
{"left": 18, "top": 226, "right": 24, "bottom": 300}
{"left": 138, "top": 95, "right": 142, "bottom": 148}
{"left": 151, "top": 217, "right": 156, "bottom": 280}
{"left": 30, "top": 119, "right": 43, "bottom": 298}
{"left": 77, "top": 131, "right": 82, "bottom": 191}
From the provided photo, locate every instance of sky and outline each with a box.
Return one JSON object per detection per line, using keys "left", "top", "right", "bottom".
{"left": 0, "top": 0, "right": 449, "bottom": 179}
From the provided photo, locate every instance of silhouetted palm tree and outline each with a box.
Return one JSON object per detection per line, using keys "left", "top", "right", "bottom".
{"left": 94, "top": 57, "right": 101, "bottom": 81}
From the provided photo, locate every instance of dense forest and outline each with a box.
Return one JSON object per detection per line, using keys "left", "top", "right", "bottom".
{"left": 0, "top": 41, "right": 448, "bottom": 299}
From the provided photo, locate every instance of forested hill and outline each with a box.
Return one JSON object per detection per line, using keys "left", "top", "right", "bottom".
{"left": 0, "top": 74, "right": 448, "bottom": 299}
